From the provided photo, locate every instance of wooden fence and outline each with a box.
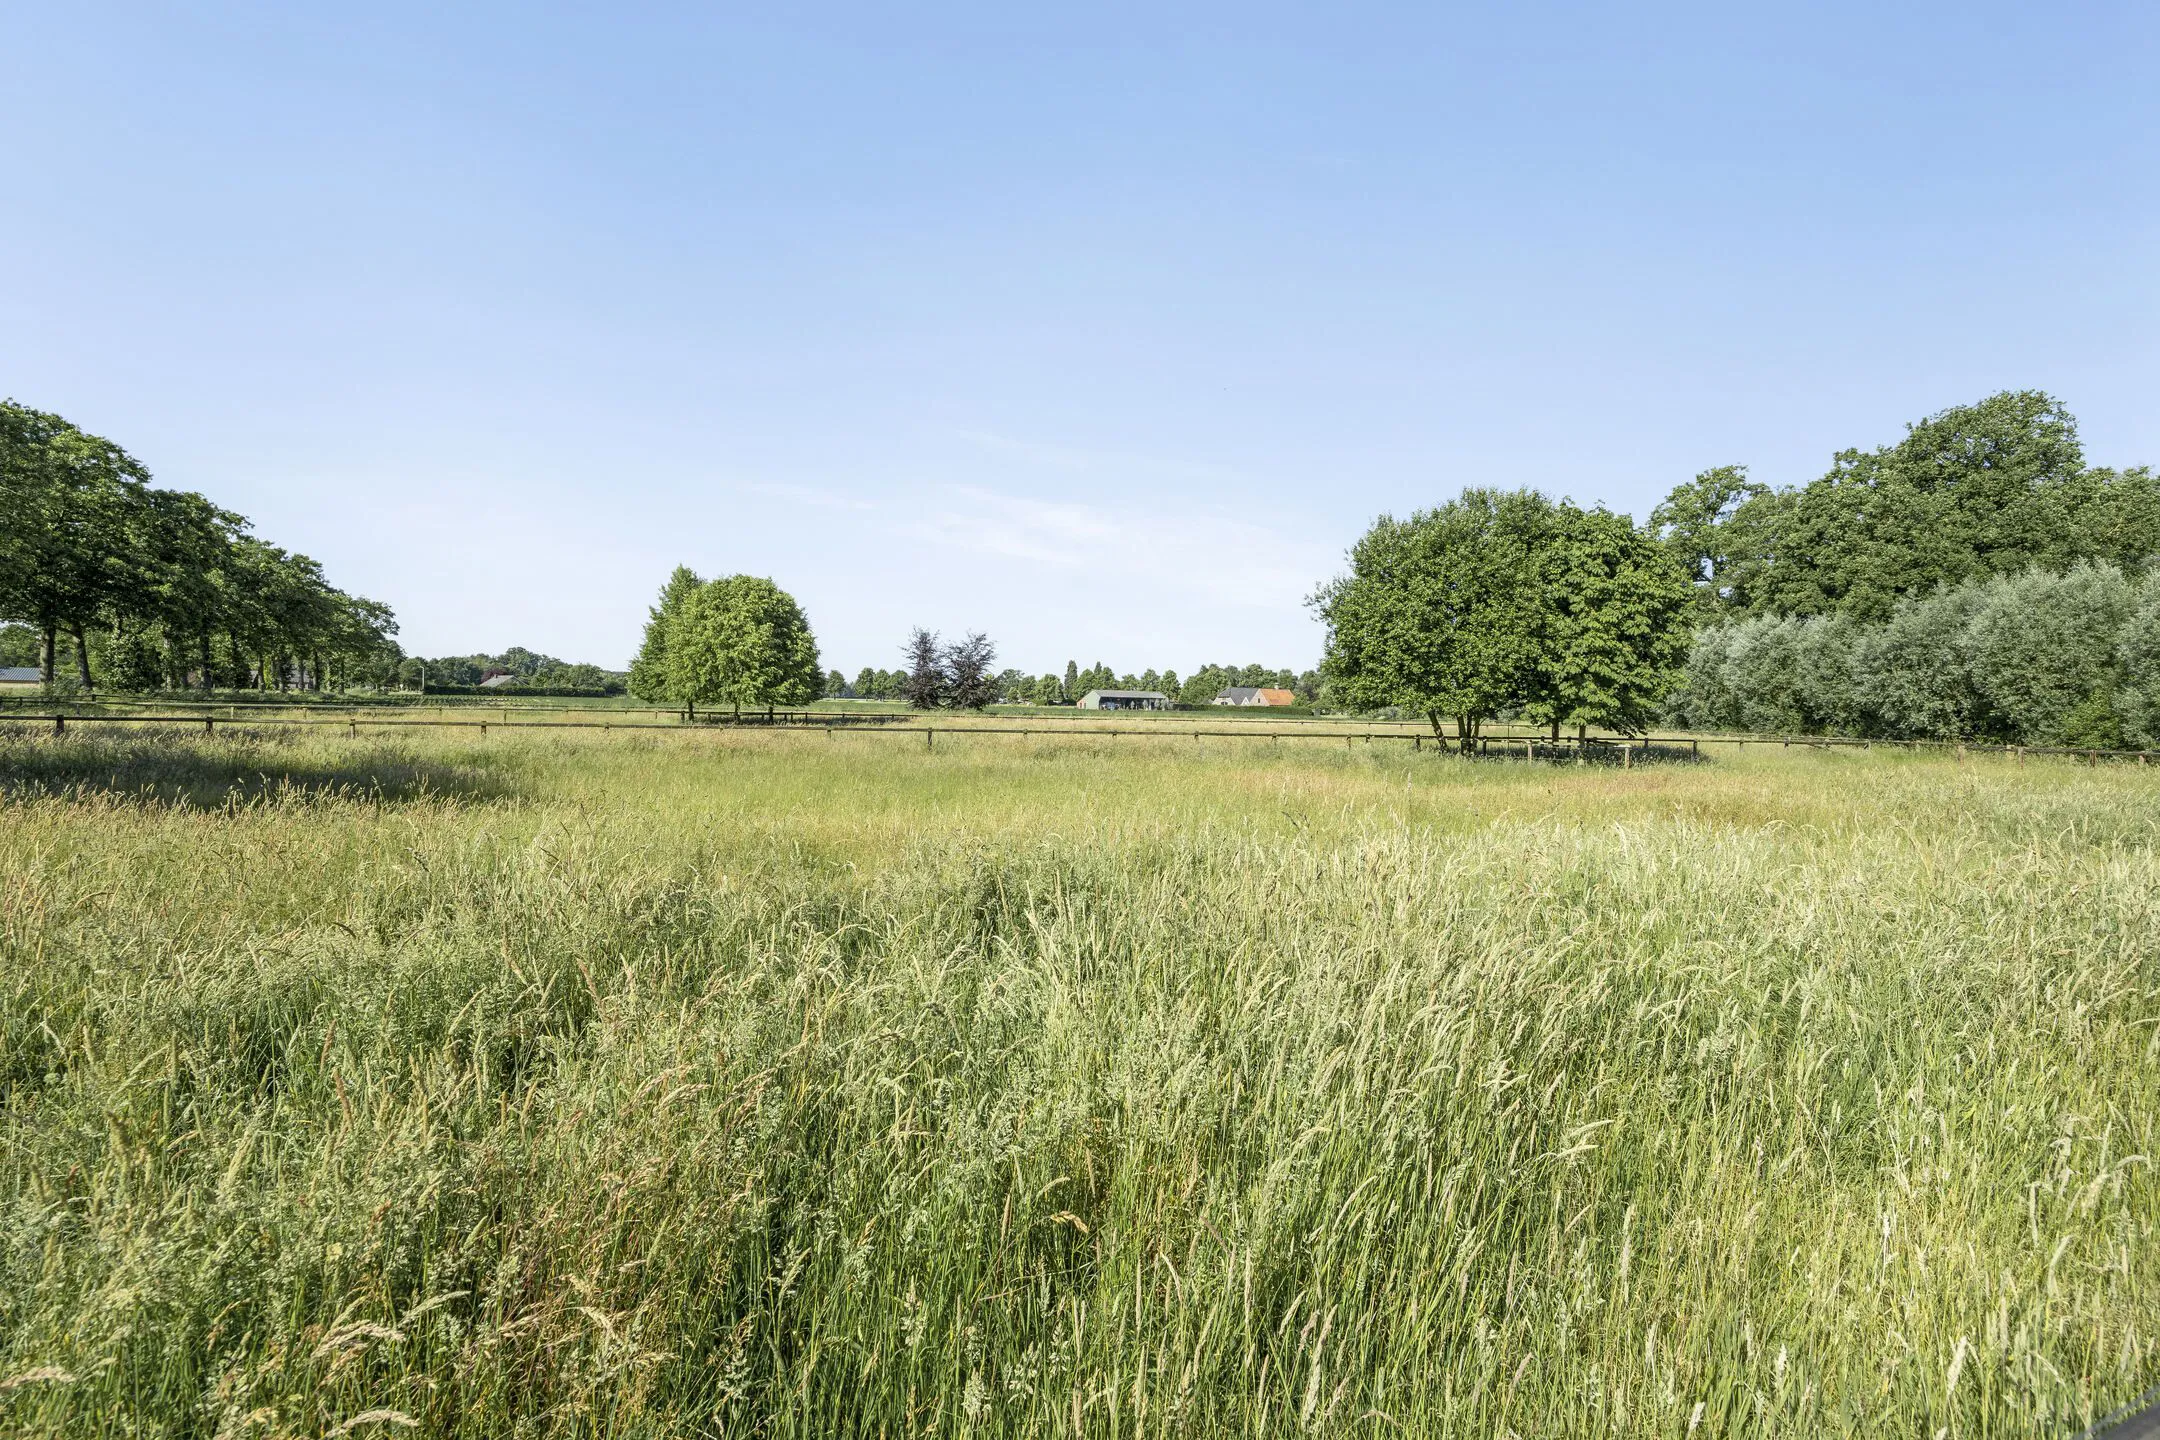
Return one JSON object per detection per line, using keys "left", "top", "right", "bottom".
{"left": 2, "top": 709, "right": 2155, "bottom": 766}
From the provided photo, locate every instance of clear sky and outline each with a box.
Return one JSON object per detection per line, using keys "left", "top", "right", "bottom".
{"left": 6, "top": 3, "right": 2155, "bottom": 676}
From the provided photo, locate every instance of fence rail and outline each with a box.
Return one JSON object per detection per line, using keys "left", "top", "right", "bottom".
{"left": 2, "top": 709, "right": 2154, "bottom": 765}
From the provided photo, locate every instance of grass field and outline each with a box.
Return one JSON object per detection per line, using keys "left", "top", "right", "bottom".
{"left": 2, "top": 725, "right": 2156, "bottom": 1436}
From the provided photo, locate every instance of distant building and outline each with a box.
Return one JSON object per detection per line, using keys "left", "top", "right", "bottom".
{"left": 1077, "top": 689, "right": 1170, "bottom": 711}
{"left": 479, "top": 673, "right": 519, "bottom": 689}
{"left": 0, "top": 666, "right": 40, "bottom": 684}
{"left": 1214, "top": 686, "right": 1296, "bottom": 707}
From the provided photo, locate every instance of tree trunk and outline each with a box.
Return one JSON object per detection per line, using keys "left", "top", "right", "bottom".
{"left": 199, "top": 634, "right": 214, "bottom": 693}
{"left": 1550, "top": 719, "right": 1561, "bottom": 743}
{"left": 71, "top": 627, "right": 94, "bottom": 690}
{"left": 39, "top": 624, "right": 55, "bottom": 686}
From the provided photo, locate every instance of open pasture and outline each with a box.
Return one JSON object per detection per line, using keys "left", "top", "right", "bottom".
{"left": 2, "top": 726, "right": 2156, "bottom": 1436}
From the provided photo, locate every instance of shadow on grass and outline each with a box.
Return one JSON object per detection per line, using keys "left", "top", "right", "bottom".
{"left": 0, "top": 726, "right": 509, "bottom": 807}
{"left": 1444, "top": 739, "right": 1709, "bottom": 767}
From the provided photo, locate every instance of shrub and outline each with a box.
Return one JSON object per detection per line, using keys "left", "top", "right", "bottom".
{"left": 1963, "top": 564, "right": 2132, "bottom": 746}
{"left": 1852, "top": 582, "right": 1989, "bottom": 740}
{"left": 2116, "top": 575, "right": 2160, "bottom": 749}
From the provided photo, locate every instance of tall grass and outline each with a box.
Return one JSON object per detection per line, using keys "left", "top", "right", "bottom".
{"left": 2, "top": 728, "right": 2156, "bottom": 1435}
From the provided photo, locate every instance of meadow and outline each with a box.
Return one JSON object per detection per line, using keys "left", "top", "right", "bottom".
{"left": 1, "top": 723, "right": 2156, "bottom": 1437}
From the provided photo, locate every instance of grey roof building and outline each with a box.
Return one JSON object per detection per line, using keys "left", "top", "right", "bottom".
{"left": 1077, "top": 689, "right": 1170, "bottom": 711}
{"left": 0, "top": 667, "right": 41, "bottom": 683}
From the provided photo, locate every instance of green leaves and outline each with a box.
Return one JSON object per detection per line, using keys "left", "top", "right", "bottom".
{"left": 627, "top": 566, "right": 703, "bottom": 703}
{"left": 1675, "top": 563, "right": 2160, "bottom": 747}
{"left": 646, "top": 573, "right": 822, "bottom": 710}
{"left": 1660, "top": 392, "right": 2160, "bottom": 623}
{"left": 0, "top": 400, "right": 395, "bottom": 689}
{"left": 1314, "top": 491, "right": 1690, "bottom": 737}
{"left": 1524, "top": 504, "right": 1694, "bottom": 735}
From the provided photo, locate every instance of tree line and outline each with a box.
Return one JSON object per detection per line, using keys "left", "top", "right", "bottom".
{"left": 1672, "top": 565, "right": 2160, "bottom": 749}
{"left": 832, "top": 656, "right": 1317, "bottom": 707}
{"left": 1651, "top": 391, "right": 2157, "bottom": 622}
{"left": 398, "top": 647, "right": 626, "bottom": 694}
{"left": 1315, "top": 390, "right": 2159, "bottom": 749}
{"left": 0, "top": 401, "right": 398, "bottom": 691}
{"left": 1656, "top": 391, "right": 2158, "bottom": 746}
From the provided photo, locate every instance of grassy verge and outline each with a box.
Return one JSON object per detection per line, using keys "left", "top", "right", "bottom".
{"left": 2, "top": 730, "right": 2155, "bottom": 1435}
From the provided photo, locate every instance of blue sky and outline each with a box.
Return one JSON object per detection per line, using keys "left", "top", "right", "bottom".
{"left": 6, "top": 3, "right": 2155, "bottom": 675}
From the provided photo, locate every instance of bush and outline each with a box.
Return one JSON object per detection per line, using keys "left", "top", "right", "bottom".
{"left": 1672, "top": 564, "right": 2153, "bottom": 746}
{"left": 1853, "top": 582, "right": 1988, "bottom": 740}
{"left": 1721, "top": 616, "right": 1808, "bottom": 733}
{"left": 2116, "top": 575, "right": 2160, "bottom": 749}
{"left": 1790, "top": 614, "right": 1864, "bottom": 734}
{"left": 1962, "top": 564, "right": 2132, "bottom": 746}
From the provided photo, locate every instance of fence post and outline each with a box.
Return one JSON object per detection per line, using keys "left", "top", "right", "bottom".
{"left": 481, "top": 721, "right": 488, "bottom": 738}
{"left": 1414, "top": 734, "right": 1421, "bottom": 752}
{"left": 926, "top": 728, "right": 933, "bottom": 750}
{"left": 53, "top": 714, "right": 65, "bottom": 738}
{"left": 205, "top": 717, "right": 215, "bottom": 736}
{"left": 349, "top": 721, "right": 357, "bottom": 739}
{"left": 1690, "top": 738, "right": 1699, "bottom": 760}
{"left": 1623, "top": 743, "right": 1633, "bottom": 770}
{"left": 2015, "top": 747, "right": 2024, "bottom": 765}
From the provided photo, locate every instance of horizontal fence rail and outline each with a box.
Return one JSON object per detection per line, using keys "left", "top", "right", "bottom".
{"left": 1, "top": 710, "right": 2154, "bottom": 765}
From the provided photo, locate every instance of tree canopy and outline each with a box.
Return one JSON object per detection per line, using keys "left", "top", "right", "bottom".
{"left": 627, "top": 571, "right": 821, "bottom": 713}
{"left": 1522, "top": 503, "right": 1694, "bottom": 736}
{"left": 0, "top": 400, "right": 397, "bottom": 690}
{"left": 627, "top": 566, "right": 702, "bottom": 701}
{"left": 1314, "top": 490, "right": 1683, "bottom": 745}
{"left": 1664, "top": 392, "right": 2160, "bottom": 621}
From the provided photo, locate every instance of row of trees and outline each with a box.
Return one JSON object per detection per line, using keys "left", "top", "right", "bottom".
{"left": 1314, "top": 392, "right": 2157, "bottom": 749}
{"left": 0, "top": 401, "right": 397, "bottom": 690}
{"left": 1671, "top": 564, "right": 2160, "bottom": 749}
{"left": 1651, "top": 391, "right": 2158, "bottom": 621}
{"left": 1315, "top": 489, "right": 1691, "bottom": 746}
{"left": 627, "top": 567, "right": 822, "bottom": 712}
{"left": 833, "top": 659, "right": 1316, "bottom": 706}
{"left": 1642, "top": 391, "right": 2159, "bottom": 746}
{"left": 879, "top": 629, "right": 1002, "bottom": 709}
{"left": 398, "top": 647, "right": 626, "bottom": 693}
